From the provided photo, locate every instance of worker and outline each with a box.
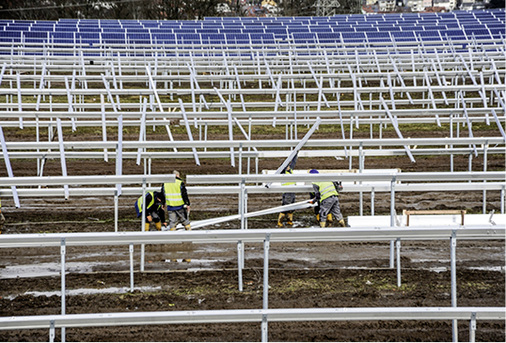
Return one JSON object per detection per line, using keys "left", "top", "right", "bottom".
{"left": 309, "top": 190, "right": 326, "bottom": 225}
{"left": 309, "top": 169, "right": 347, "bottom": 228}
{"left": 135, "top": 191, "right": 166, "bottom": 231}
{"left": 277, "top": 154, "right": 298, "bottom": 228}
{"left": 0, "top": 198, "right": 4, "bottom": 234}
{"left": 162, "top": 170, "right": 191, "bottom": 231}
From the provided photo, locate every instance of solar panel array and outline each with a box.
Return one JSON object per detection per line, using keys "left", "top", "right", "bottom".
{"left": 0, "top": 9, "right": 504, "bottom": 54}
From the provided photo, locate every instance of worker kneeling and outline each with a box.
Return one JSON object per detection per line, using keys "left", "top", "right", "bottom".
{"left": 309, "top": 169, "right": 348, "bottom": 228}
{"left": 135, "top": 191, "right": 166, "bottom": 231}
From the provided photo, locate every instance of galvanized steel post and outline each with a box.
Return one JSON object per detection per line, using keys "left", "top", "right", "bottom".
{"left": 129, "top": 243, "right": 134, "bottom": 292}
{"left": 396, "top": 238, "right": 401, "bottom": 287}
{"left": 390, "top": 176, "right": 396, "bottom": 268}
{"left": 469, "top": 312, "right": 476, "bottom": 342}
{"left": 60, "top": 238, "right": 66, "bottom": 343}
{"left": 263, "top": 233, "right": 271, "bottom": 310}
{"left": 451, "top": 232, "right": 458, "bottom": 342}
{"left": 140, "top": 178, "right": 147, "bottom": 272}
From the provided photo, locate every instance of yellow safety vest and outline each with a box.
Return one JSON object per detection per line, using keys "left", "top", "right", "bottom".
{"left": 136, "top": 191, "right": 155, "bottom": 212}
{"left": 164, "top": 179, "right": 185, "bottom": 207}
{"left": 313, "top": 181, "right": 338, "bottom": 201}
{"left": 282, "top": 169, "right": 295, "bottom": 186}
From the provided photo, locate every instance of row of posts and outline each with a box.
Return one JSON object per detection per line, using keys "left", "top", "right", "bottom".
{"left": 53, "top": 172, "right": 503, "bottom": 342}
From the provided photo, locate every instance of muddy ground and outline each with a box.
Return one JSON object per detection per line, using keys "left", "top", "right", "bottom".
{"left": 0, "top": 127, "right": 504, "bottom": 341}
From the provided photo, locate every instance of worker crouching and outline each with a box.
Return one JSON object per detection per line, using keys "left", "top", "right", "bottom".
{"left": 135, "top": 191, "right": 166, "bottom": 231}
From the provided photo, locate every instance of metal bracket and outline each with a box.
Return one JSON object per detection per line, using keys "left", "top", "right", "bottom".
{"left": 60, "top": 238, "right": 66, "bottom": 255}
{"left": 49, "top": 320, "right": 55, "bottom": 342}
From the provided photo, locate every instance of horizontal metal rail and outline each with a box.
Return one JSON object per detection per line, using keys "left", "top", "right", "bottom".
{"left": 2, "top": 137, "right": 504, "bottom": 150}
{"left": 0, "top": 147, "right": 504, "bottom": 160}
{"left": 0, "top": 174, "right": 174, "bottom": 187}
{"left": 0, "top": 171, "right": 501, "bottom": 189}
{"left": 0, "top": 307, "right": 503, "bottom": 330}
{"left": 0, "top": 227, "right": 503, "bottom": 248}
{"left": 186, "top": 171, "right": 505, "bottom": 184}
{"left": 0, "top": 181, "right": 504, "bottom": 198}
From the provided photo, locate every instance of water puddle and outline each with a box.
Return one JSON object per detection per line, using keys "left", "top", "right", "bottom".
{"left": 0, "top": 261, "right": 113, "bottom": 279}
{"left": 6, "top": 286, "right": 162, "bottom": 300}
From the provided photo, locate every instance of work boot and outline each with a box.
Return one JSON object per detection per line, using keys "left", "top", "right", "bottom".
{"left": 155, "top": 222, "right": 162, "bottom": 231}
{"left": 338, "top": 219, "right": 347, "bottom": 227}
{"left": 184, "top": 224, "right": 191, "bottom": 231}
{"left": 277, "top": 213, "right": 285, "bottom": 228}
{"left": 327, "top": 214, "right": 333, "bottom": 226}
{"left": 286, "top": 213, "right": 294, "bottom": 226}
{"left": 144, "top": 223, "right": 151, "bottom": 231}
{"left": 183, "top": 259, "right": 191, "bottom": 263}
{"left": 320, "top": 221, "right": 326, "bottom": 228}
{"left": 170, "top": 227, "right": 177, "bottom": 231}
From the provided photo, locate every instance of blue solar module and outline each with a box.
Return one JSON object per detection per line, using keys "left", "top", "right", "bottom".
{"left": 316, "top": 32, "right": 341, "bottom": 43}
{"left": 224, "top": 33, "right": 250, "bottom": 44}
{"left": 200, "top": 33, "right": 226, "bottom": 44}
{"left": 417, "top": 31, "right": 441, "bottom": 41}
{"left": 51, "top": 32, "right": 75, "bottom": 44}
{"left": 489, "top": 28, "right": 505, "bottom": 37}
{"left": 77, "top": 32, "right": 100, "bottom": 45}
{"left": 0, "top": 10, "right": 502, "bottom": 56}
{"left": 341, "top": 32, "right": 366, "bottom": 43}
{"left": 249, "top": 33, "right": 275, "bottom": 44}
{"left": 291, "top": 32, "right": 317, "bottom": 44}
{"left": 127, "top": 33, "right": 151, "bottom": 44}
{"left": 366, "top": 32, "right": 392, "bottom": 42}
{"left": 441, "top": 30, "right": 466, "bottom": 39}
{"left": 176, "top": 29, "right": 198, "bottom": 34}
{"left": 268, "top": 27, "right": 288, "bottom": 37}
{"left": 376, "top": 25, "right": 401, "bottom": 32}
{"left": 332, "top": 27, "right": 356, "bottom": 33}
{"left": 101, "top": 32, "right": 125, "bottom": 44}
{"left": 391, "top": 31, "right": 416, "bottom": 42}
{"left": 355, "top": 27, "right": 379, "bottom": 32}
{"left": 464, "top": 29, "right": 492, "bottom": 39}
{"left": 0, "top": 31, "right": 22, "bottom": 42}
{"left": 245, "top": 28, "right": 266, "bottom": 34}
{"left": 176, "top": 33, "right": 200, "bottom": 44}
{"left": 286, "top": 27, "right": 310, "bottom": 33}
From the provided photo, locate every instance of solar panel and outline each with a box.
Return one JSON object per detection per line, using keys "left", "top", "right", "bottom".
{"left": 316, "top": 32, "right": 340, "bottom": 43}
{"left": 292, "top": 32, "right": 317, "bottom": 44}
{"left": 101, "top": 32, "right": 125, "bottom": 44}
{"left": 366, "top": 32, "right": 391, "bottom": 42}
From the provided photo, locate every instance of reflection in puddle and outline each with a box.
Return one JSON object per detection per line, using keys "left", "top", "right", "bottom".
{"left": 0, "top": 261, "right": 113, "bottom": 279}
{"left": 6, "top": 286, "right": 162, "bottom": 300}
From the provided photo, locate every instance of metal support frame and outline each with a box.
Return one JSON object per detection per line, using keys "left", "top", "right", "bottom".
{"left": 140, "top": 179, "right": 147, "bottom": 272}
{"left": 390, "top": 177, "right": 396, "bottom": 268}
{"left": 396, "top": 238, "right": 401, "bottom": 288}
{"left": 265, "top": 117, "right": 322, "bottom": 188}
{"left": 0, "top": 126, "right": 20, "bottom": 207}
{"left": 469, "top": 312, "right": 477, "bottom": 342}
{"left": 56, "top": 118, "right": 69, "bottom": 200}
{"left": 451, "top": 232, "right": 458, "bottom": 342}
{"left": 115, "top": 115, "right": 123, "bottom": 196}
{"left": 178, "top": 98, "right": 200, "bottom": 166}
{"left": 60, "top": 238, "right": 66, "bottom": 343}
{"left": 262, "top": 233, "right": 271, "bottom": 342}
{"left": 214, "top": 87, "right": 236, "bottom": 167}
